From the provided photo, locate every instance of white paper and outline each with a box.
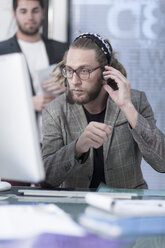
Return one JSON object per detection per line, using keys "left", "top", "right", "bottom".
{"left": 0, "top": 204, "right": 85, "bottom": 240}
{"left": 34, "top": 64, "right": 58, "bottom": 94}
{"left": 86, "top": 193, "right": 165, "bottom": 217}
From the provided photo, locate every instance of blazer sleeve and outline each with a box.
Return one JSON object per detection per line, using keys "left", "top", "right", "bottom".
{"left": 131, "top": 91, "right": 165, "bottom": 172}
{"left": 41, "top": 103, "right": 84, "bottom": 188}
{"left": 0, "top": 35, "right": 21, "bottom": 55}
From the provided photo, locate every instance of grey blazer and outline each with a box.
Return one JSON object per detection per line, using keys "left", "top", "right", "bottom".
{"left": 42, "top": 89, "right": 165, "bottom": 189}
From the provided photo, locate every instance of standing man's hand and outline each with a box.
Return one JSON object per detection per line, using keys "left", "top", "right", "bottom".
{"left": 75, "top": 121, "right": 112, "bottom": 157}
{"left": 32, "top": 94, "right": 54, "bottom": 112}
{"left": 42, "top": 76, "right": 66, "bottom": 96}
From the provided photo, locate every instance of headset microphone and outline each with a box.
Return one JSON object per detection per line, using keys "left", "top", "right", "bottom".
{"left": 64, "top": 78, "right": 67, "bottom": 87}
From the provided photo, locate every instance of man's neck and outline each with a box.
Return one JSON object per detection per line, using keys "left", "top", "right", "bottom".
{"left": 16, "top": 31, "right": 42, "bottom": 43}
{"left": 83, "top": 89, "right": 108, "bottom": 114}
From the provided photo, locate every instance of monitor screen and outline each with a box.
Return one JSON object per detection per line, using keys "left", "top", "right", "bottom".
{"left": 0, "top": 53, "right": 45, "bottom": 186}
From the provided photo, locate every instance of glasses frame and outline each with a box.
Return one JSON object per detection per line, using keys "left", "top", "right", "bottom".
{"left": 62, "top": 65, "right": 103, "bottom": 80}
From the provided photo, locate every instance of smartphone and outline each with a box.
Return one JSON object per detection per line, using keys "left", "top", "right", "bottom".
{"left": 107, "top": 79, "right": 118, "bottom": 91}
{"left": 103, "top": 69, "right": 118, "bottom": 91}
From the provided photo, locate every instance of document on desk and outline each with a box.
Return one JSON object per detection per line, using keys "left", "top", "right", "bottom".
{"left": 0, "top": 204, "right": 85, "bottom": 240}
{"left": 79, "top": 211, "right": 165, "bottom": 238}
{"left": 85, "top": 193, "right": 165, "bottom": 217}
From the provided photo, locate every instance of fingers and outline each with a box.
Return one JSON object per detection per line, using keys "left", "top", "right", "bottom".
{"left": 43, "top": 80, "right": 66, "bottom": 95}
{"left": 76, "top": 122, "right": 112, "bottom": 154}
{"left": 42, "top": 80, "right": 58, "bottom": 91}
{"left": 51, "top": 87, "right": 66, "bottom": 95}
{"left": 33, "top": 95, "right": 54, "bottom": 112}
{"left": 90, "top": 122, "right": 112, "bottom": 139}
{"left": 103, "top": 66, "right": 129, "bottom": 89}
{"left": 43, "top": 79, "right": 56, "bottom": 89}
{"left": 44, "top": 94, "right": 54, "bottom": 103}
{"left": 103, "top": 84, "right": 113, "bottom": 95}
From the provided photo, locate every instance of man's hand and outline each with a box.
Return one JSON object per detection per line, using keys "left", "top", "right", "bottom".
{"left": 32, "top": 94, "right": 54, "bottom": 112}
{"left": 75, "top": 121, "right": 112, "bottom": 157}
{"left": 103, "top": 66, "right": 131, "bottom": 109}
{"left": 103, "top": 66, "right": 138, "bottom": 128}
{"left": 42, "top": 76, "right": 66, "bottom": 96}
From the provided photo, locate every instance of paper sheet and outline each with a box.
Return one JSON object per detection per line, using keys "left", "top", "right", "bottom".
{"left": 0, "top": 204, "right": 85, "bottom": 240}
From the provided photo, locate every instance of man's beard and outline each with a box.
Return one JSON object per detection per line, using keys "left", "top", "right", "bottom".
{"left": 69, "top": 77, "right": 103, "bottom": 105}
{"left": 17, "top": 23, "right": 41, "bottom": 36}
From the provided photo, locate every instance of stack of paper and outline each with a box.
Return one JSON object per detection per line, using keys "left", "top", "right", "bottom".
{"left": 79, "top": 193, "right": 165, "bottom": 238}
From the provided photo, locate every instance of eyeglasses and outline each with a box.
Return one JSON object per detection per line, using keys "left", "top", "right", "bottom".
{"left": 62, "top": 65, "right": 102, "bottom": 80}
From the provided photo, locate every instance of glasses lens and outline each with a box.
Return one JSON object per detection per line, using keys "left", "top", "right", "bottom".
{"left": 78, "top": 68, "right": 90, "bottom": 80}
{"left": 62, "top": 67, "right": 73, "bottom": 78}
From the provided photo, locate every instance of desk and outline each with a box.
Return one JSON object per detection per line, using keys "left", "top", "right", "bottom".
{"left": 0, "top": 186, "right": 165, "bottom": 248}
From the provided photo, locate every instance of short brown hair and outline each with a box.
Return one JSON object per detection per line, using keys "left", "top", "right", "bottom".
{"left": 13, "top": 0, "right": 44, "bottom": 10}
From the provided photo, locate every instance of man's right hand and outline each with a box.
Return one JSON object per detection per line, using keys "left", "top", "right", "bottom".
{"left": 75, "top": 121, "right": 112, "bottom": 157}
{"left": 32, "top": 94, "right": 54, "bottom": 112}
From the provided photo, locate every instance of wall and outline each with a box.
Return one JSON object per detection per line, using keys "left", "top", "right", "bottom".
{"left": 0, "top": 0, "right": 16, "bottom": 41}
{"left": 48, "top": 0, "right": 68, "bottom": 42}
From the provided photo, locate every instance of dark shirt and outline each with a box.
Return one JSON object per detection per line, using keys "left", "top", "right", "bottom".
{"left": 83, "top": 107, "right": 106, "bottom": 188}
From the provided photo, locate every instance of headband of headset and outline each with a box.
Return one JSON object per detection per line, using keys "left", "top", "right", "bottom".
{"left": 74, "top": 33, "right": 112, "bottom": 65}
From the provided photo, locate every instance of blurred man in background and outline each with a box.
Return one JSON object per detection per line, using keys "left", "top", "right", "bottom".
{"left": 0, "top": 0, "right": 67, "bottom": 143}
{"left": 0, "top": 0, "right": 67, "bottom": 185}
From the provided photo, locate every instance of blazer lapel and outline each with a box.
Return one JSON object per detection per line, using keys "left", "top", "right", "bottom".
{"left": 103, "top": 96, "right": 120, "bottom": 160}
{"left": 69, "top": 103, "right": 88, "bottom": 134}
{"left": 11, "top": 35, "right": 22, "bottom": 52}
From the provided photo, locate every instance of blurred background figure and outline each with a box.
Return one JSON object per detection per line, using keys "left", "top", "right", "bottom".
{"left": 0, "top": 0, "right": 67, "bottom": 186}
{"left": 0, "top": 0, "right": 67, "bottom": 143}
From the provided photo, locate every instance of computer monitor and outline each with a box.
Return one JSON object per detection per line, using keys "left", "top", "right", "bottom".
{"left": 0, "top": 53, "right": 45, "bottom": 191}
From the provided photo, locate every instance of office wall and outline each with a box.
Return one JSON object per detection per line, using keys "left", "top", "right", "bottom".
{"left": 0, "top": 0, "right": 16, "bottom": 41}
{"left": 70, "top": 0, "right": 165, "bottom": 189}
{"left": 48, "top": 0, "right": 68, "bottom": 42}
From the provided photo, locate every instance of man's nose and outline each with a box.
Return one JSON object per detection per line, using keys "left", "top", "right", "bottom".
{"left": 71, "top": 72, "right": 81, "bottom": 85}
{"left": 27, "top": 11, "right": 33, "bottom": 19}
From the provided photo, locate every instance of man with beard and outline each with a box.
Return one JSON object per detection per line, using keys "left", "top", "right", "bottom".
{"left": 0, "top": 0, "right": 67, "bottom": 142}
{"left": 42, "top": 33, "right": 165, "bottom": 190}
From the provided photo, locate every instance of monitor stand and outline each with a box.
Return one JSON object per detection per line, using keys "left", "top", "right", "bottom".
{"left": 0, "top": 180, "right": 11, "bottom": 191}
